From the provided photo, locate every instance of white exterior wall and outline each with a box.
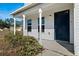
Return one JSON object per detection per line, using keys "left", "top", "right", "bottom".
{"left": 14, "top": 4, "right": 74, "bottom": 43}
{"left": 74, "top": 3, "right": 79, "bottom": 55}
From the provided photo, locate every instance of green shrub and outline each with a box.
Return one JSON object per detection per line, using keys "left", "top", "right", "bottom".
{"left": 5, "top": 32, "right": 43, "bottom": 56}
{"left": 5, "top": 32, "right": 23, "bottom": 48}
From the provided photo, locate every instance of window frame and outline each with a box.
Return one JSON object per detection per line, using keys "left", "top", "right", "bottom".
{"left": 27, "top": 19, "right": 32, "bottom": 32}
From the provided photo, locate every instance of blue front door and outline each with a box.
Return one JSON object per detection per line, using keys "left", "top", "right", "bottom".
{"left": 54, "top": 10, "right": 70, "bottom": 42}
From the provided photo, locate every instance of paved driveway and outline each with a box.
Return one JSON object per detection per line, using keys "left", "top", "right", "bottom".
{"left": 38, "top": 40, "right": 74, "bottom": 56}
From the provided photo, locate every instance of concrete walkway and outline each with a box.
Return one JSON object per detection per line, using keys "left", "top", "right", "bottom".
{"left": 38, "top": 40, "right": 74, "bottom": 56}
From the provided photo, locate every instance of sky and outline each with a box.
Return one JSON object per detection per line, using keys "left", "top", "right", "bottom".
{"left": 0, "top": 3, "right": 24, "bottom": 20}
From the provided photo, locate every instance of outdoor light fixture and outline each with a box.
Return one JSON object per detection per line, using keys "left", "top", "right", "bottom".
{"left": 49, "top": 14, "right": 52, "bottom": 16}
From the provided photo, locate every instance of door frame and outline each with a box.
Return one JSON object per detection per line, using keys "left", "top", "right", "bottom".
{"left": 54, "top": 10, "right": 70, "bottom": 42}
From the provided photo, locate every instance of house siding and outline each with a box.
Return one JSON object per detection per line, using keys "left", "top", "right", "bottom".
{"left": 74, "top": 3, "right": 79, "bottom": 55}
{"left": 13, "top": 4, "right": 74, "bottom": 44}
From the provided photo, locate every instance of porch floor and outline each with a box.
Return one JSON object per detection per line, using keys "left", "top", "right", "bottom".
{"left": 38, "top": 40, "right": 74, "bottom": 56}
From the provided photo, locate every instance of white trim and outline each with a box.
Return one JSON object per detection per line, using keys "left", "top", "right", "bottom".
{"left": 14, "top": 18, "right": 16, "bottom": 35}
{"left": 23, "top": 15, "right": 26, "bottom": 36}
{"left": 39, "top": 8, "right": 42, "bottom": 45}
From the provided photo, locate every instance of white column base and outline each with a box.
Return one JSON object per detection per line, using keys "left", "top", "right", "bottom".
{"left": 39, "top": 40, "right": 42, "bottom": 45}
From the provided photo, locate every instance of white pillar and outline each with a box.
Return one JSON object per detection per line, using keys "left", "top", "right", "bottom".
{"left": 23, "top": 15, "right": 26, "bottom": 36}
{"left": 39, "top": 8, "right": 42, "bottom": 45}
{"left": 14, "top": 18, "right": 16, "bottom": 35}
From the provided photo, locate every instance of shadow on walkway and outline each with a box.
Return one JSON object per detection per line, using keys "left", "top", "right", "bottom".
{"left": 56, "top": 40, "right": 74, "bottom": 54}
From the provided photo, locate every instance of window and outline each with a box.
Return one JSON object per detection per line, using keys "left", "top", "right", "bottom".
{"left": 38, "top": 17, "right": 45, "bottom": 32}
{"left": 42, "top": 17, "right": 45, "bottom": 24}
{"left": 27, "top": 19, "right": 32, "bottom": 32}
{"left": 42, "top": 25, "right": 45, "bottom": 32}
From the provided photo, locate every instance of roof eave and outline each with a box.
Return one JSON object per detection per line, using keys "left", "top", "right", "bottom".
{"left": 10, "top": 3, "right": 38, "bottom": 15}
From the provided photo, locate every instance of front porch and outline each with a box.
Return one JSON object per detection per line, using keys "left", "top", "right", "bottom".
{"left": 11, "top": 3, "right": 74, "bottom": 55}
{"left": 38, "top": 40, "right": 74, "bottom": 56}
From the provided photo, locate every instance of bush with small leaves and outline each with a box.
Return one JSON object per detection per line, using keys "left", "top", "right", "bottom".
{"left": 5, "top": 32, "right": 43, "bottom": 56}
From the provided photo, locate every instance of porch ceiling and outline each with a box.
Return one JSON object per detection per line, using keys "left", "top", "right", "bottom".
{"left": 13, "top": 4, "right": 54, "bottom": 18}
{"left": 13, "top": 3, "right": 73, "bottom": 19}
